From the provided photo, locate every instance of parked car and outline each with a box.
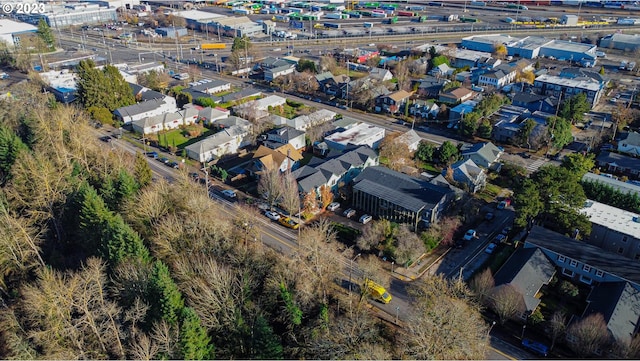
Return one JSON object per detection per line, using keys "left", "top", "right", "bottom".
{"left": 359, "top": 214, "right": 373, "bottom": 224}
{"left": 146, "top": 151, "right": 158, "bottom": 159}
{"left": 343, "top": 208, "right": 356, "bottom": 218}
{"left": 327, "top": 202, "right": 341, "bottom": 211}
{"left": 501, "top": 226, "right": 512, "bottom": 235}
{"left": 188, "top": 172, "right": 199, "bottom": 180}
{"left": 518, "top": 152, "right": 531, "bottom": 159}
{"left": 158, "top": 157, "right": 169, "bottom": 164}
{"left": 265, "top": 211, "right": 280, "bottom": 221}
{"left": 221, "top": 189, "right": 237, "bottom": 198}
{"left": 484, "top": 243, "right": 497, "bottom": 254}
{"left": 278, "top": 216, "right": 299, "bottom": 230}
{"left": 99, "top": 136, "right": 112, "bottom": 142}
{"left": 493, "top": 234, "right": 507, "bottom": 244}
{"left": 497, "top": 199, "right": 511, "bottom": 209}
{"left": 485, "top": 212, "right": 495, "bottom": 221}
{"left": 463, "top": 229, "right": 477, "bottom": 241}
{"left": 168, "top": 161, "right": 180, "bottom": 169}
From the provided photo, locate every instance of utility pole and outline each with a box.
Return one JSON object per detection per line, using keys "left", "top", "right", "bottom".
{"left": 348, "top": 253, "right": 361, "bottom": 294}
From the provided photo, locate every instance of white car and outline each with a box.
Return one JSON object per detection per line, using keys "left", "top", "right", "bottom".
{"left": 343, "top": 208, "right": 356, "bottom": 218}
{"left": 463, "top": 229, "right": 477, "bottom": 241}
{"left": 359, "top": 214, "right": 373, "bottom": 224}
{"left": 264, "top": 211, "right": 280, "bottom": 221}
{"left": 327, "top": 202, "right": 340, "bottom": 211}
{"left": 221, "top": 189, "right": 237, "bottom": 198}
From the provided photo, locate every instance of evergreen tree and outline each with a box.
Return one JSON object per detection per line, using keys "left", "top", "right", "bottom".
{"left": 78, "top": 182, "right": 110, "bottom": 255}
{"left": 76, "top": 60, "right": 135, "bottom": 111}
{"left": 114, "top": 169, "right": 140, "bottom": 206}
{"left": 134, "top": 152, "right": 153, "bottom": 188}
{"left": 76, "top": 60, "right": 103, "bottom": 108}
{"left": 102, "top": 214, "right": 150, "bottom": 265}
{"left": 179, "top": 307, "right": 214, "bottom": 360}
{"left": 250, "top": 315, "right": 283, "bottom": 359}
{"left": 103, "top": 65, "right": 136, "bottom": 111}
{"left": 36, "top": 19, "right": 55, "bottom": 50}
{"left": 149, "top": 260, "right": 185, "bottom": 325}
{"left": 477, "top": 119, "right": 493, "bottom": 138}
{"left": 0, "top": 125, "right": 28, "bottom": 184}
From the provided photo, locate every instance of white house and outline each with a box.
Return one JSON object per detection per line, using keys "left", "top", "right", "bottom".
{"left": 188, "top": 79, "right": 231, "bottom": 94}
{"left": 324, "top": 123, "right": 386, "bottom": 151}
{"left": 265, "top": 126, "right": 306, "bottom": 150}
{"left": 114, "top": 96, "right": 178, "bottom": 124}
{"left": 369, "top": 68, "right": 393, "bottom": 82}
{"left": 132, "top": 111, "right": 182, "bottom": 134}
{"left": 255, "top": 95, "right": 287, "bottom": 110}
{"left": 265, "top": 64, "right": 295, "bottom": 81}
{"left": 284, "top": 109, "right": 337, "bottom": 131}
{"left": 181, "top": 106, "right": 199, "bottom": 126}
{"left": 396, "top": 129, "right": 422, "bottom": 152}
{"left": 198, "top": 107, "right": 230, "bottom": 124}
{"left": 429, "top": 63, "right": 454, "bottom": 77}
{"left": 618, "top": 132, "right": 640, "bottom": 156}
{"left": 478, "top": 65, "right": 517, "bottom": 89}
{"left": 185, "top": 125, "right": 249, "bottom": 163}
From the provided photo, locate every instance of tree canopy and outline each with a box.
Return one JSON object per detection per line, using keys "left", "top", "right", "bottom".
{"left": 76, "top": 60, "right": 135, "bottom": 112}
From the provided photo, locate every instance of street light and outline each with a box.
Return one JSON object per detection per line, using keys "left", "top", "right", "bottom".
{"left": 348, "top": 253, "right": 361, "bottom": 294}
{"left": 521, "top": 324, "right": 527, "bottom": 340}
{"left": 488, "top": 321, "right": 496, "bottom": 336}
{"left": 395, "top": 306, "right": 400, "bottom": 324}
{"left": 391, "top": 261, "right": 395, "bottom": 274}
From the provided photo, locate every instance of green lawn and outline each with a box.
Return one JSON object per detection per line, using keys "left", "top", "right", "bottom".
{"left": 158, "top": 129, "right": 190, "bottom": 148}
{"left": 477, "top": 182, "right": 503, "bottom": 203}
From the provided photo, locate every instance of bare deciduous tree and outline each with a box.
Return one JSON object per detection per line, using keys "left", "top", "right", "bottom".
{"left": 470, "top": 268, "right": 495, "bottom": 307}
{"left": 319, "top": 185, "right": 333, "bottom": 211}
{"left": 403, "top": 275, "right": 488, "bottom": 360}
{"left": 547, "top": 311, "right": 566, "bottom": 351}
{"left": 379, "top": 132, "right": 414, "bottom": 172}
{"left": 280, "top": 172, "right": 301, "bottom": 217}
{"left": 319, "top": 56, "right": 338, "bottom": 73}
{"left": 394, "top": 224, "right": 425, "bottom": 266}
{"left": 258, "top": 166, "right": 284, "bottom": 210}
{"left": 356, "top": 219, "right": 390, "bottom": 251}
{"left": 490, "top": 284, "right": 524, "bottom": 324}
{"left": 566, "top": 313, "right": 610, "bottom": 357}
{"left": 393, "top": 60, "right": 410, "bottom": 91}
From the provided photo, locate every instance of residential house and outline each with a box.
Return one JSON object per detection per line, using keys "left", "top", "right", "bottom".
{"left": 315, "top": 71, "right": 339, "bottom": 95}
{"left": 340, "top": 76, "right": 389, "bottom": 101}
{"left": 185, "top": 125, "right": 249, "bottom": 163}
{"left": 429, "top": 63, "right": 454, "bottom": 77}
{"left": 234, "top": 95, "right": 287, "bottom": 120}
{"left": 618, "top": 132, "right": 640, "bottom": 156}
{"left": 265, "top": 64, "right": 296, "bottom": 81}
{"left": 596, "top": 152, "right": 640, "bottom": 179}
{"left": 533, "top": 73, "right": 606, "bottom": 108}
{"left": 187, "top": 79, "right": 231, "bottom": 94}
{"left": 129, "top": 83, "right": 165, "bottom": 102}
{"left": 439, "top": 87, "right": 475, "bottom": 104}
{"left": 248, "top": 144, "right": 303, "bottom": 177}
{"left": 181, "top": 106, "right": 199, "bottom": 126}
{"left": 369, "top": 68, "right": 393, "bottom": 82}
{"left": 477, "top": 56, "right": 502, "bottom": 69}
{"left": 410, "top": 100, "right": 440, "bottom": 119}
{"left": 461, "top": 142, "right": 503, "bottom": 170}
{"left": 449, "top": 100, "right": 479, "bottom": 122}
{"left": 324, "top": 122, "right": 386, "bottom": 151}
{"left": 491, "top": 105, "right": 538, "bottom": 144}
{"left": 375, "top": 90, "right": 413, "bottom": 113}
{"left": 408, "top": 57, "right": 429, "bottom": 75}
{"left": 132, "top": 112, "right": 182, "bottom": 135}
{"left": 272, "top": 109, "right": 337, "bottom": 131}
{"left": 256, "top": 57, "right": 293, "bottom": 70}
{"left": 352, "top": 166, "right": 457, "bottom": 229}
{"left": 581, "top": 172, "right": 640, "bottom": 198}
{"left": 264, "top": 126, "right": 306, "bottom": 150}
{"left": 581, "top": 200, "right": 640, "bottom": 262}
{"left": 113, "top": 96, "right": 178, "bottom": 124}
{"left": 450, "top": 48, "right": 493, "bottom": 68}
{"left": 478, "top": 64, "right": 517, "bottom": 89}
{"left": 198, "top": 107, "right": 230, "bottom": 124}
{"left": 446, "top": 159, "right": 487, "bottom": 193}
{"left": 414, "top": 76, "right": 449, "bottom": 98}
{"left": 492, "top": 247, "right": 556, "bottom": 319}
{"left": 511, "top": 92, "right": 557, "bottom": 113}
{"left": 396, "top": 130, "right": 422, "bottom": 152}
{"left": 292, "top": 145, "right": 378, "bottom": 195}
{"left": 214, "top": 116, "right": 252, "bottom": 132}
{"left": 524, "top": 225, "right": 640, "bottom": 347}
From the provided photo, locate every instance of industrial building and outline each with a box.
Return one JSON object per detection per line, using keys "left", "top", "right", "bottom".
{"left": 600, "top": 33, "right": 640, "bottom": 52}
{"left": 84, "top": 0, "right": 141, "bottom": 9}
{"left": 211, "top": 16, "right": 264, "bottom": 38}
{"left": 13, "top": 2, "right": 117, "bottom": 28}
{"left": 155, "top": 27, "right": 188, "bottom": 39}
{"left": 172, "top": 9, "right": 226, "bottom": 30}
{"left": 0, "top": 19, "right": 37, "bottom": 48}
{"left": 461, "top": 34, "right": 598, "bottom": 67}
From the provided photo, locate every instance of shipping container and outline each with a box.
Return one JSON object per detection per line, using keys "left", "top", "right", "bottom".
{"left": 324, "top": 22, "right": 341, "bottom": 29}
{"left": 371, "top": 11, "right": 387, "bottom": 18}
{"left": 407, "top": 5, "right": 425, "bottom": 11}
{"left": 364, "top": 21, "right": 374, "bottom": 27}
{"left": 289, "top": 20, "right": 304, "bottom": 29}
{"left": 201, "top": 43, "right": 226, "bottom": 50}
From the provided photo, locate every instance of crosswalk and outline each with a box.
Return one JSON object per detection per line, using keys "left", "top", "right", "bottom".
{"left": 525, "top": 157, "right": 547, "bottom": 173}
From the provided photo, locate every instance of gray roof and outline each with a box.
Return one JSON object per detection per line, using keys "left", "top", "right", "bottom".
{"left": 189, "top": 79, "right": 229, "bottom": 93}
{"left": 494, "top": 247, "right": 556, "bottom": 312}
{"left": 584, "top": 282, "right": 640, "bottom": 343}
{"left": 619, "top": 132, "right": 640, "bottom": 147}
{"left": 353, "top": 166, "right": 454, "bottom": 213}
{"left": 267, "top": 126, "right": 304, "bottom": 141}
{"left": 525, "top": 225, "right": 640, "bottom": 285}
{"left": 581, "top": 172, "right": 640, "bottom": 197}
{"left": 462, "top": 142, "right": 502, "bottom": 165}
{"left": 128, "top": 83, "right": 165, "bottom": 102}
{"left": 597, "top": 151, "right": 640, "bottom": 170}
{"left": 114, "top": 98, "right": 168, "bottom": 118}
{"left": 292, "top": 145, "right": 377, "bottom": 193}
{"left": 450, "top": 159, "right": 483, "bottom": 183}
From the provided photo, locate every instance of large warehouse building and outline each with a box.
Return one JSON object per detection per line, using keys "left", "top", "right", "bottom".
{"left": 13, "top": 2, "right": 117, "bottom": 28}
{"left": 461, "top": 34, "right": 597, "bottom": 67}
{"left": 0, "top": 19, "right": 37, "bottom": 48}
{"left": 600, "top": 33, "right": 640, "bottom": 52}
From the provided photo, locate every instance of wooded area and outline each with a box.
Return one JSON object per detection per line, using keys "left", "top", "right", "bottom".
{"left": 0, "top": 82, "right": 489, "bottom": 359}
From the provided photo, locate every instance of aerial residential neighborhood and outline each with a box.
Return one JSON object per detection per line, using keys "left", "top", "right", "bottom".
{"left": 2, "top": 0, "right": 640, "bottom": 359}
